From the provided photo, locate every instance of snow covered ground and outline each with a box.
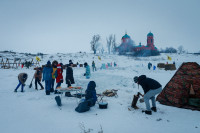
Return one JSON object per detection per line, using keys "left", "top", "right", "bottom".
{"left": 0, "top": 52, "right": 200, "bottom": 133}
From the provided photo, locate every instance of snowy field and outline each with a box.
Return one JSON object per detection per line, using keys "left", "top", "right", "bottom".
{"left": 0, "top": 52, "right": 200, "bottom": 133}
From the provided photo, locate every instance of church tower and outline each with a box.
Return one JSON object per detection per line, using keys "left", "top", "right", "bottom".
{"left": 147, "top": 32, "right": 154, "bottom": 48}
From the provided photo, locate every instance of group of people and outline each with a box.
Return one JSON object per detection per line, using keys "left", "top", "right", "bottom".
{"left": 14, "top": 59, "right": 162, "bottom": 115}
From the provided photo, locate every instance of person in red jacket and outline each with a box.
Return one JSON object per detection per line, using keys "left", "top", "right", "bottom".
{"left": 55, "top": 63, "right": 63, "bottom": 93}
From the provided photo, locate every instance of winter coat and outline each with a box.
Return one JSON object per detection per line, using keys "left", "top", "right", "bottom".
{"left": 85, "top": 81, "right": 97, "bottom": 106}
{"left": 92, "top": 62, "right": 95, "bottom": 67}
{"left": 18, "top": 73, "right": 28, "bottom": 84}
{"left": 85, "top": 65, "right": 91, "bottom": 78}
{"left": 34, "top": 69, "right": 42, "bottom": 81}
{"left": 56, "top": 64, "right": 63, "bottom": 83}
{"left": 66, "top": 66, "right": 75, "bottom": 84}
{"left": 138, "top": 75, "right": 161, "bottom": 94}
{"left": 42, "top": 66, "right": 53, "bottom": 81}
{"left": 52, "top": 67, "right": 57, "bottom": 79}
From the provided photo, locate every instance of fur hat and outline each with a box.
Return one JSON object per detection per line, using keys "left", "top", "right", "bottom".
{"left": 133, "top": 76, "right": 138, "bottom": 83}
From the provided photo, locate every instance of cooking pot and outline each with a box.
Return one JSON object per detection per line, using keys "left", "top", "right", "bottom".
{"left": 99, "top": 102, "right": 108, "bottom": 109}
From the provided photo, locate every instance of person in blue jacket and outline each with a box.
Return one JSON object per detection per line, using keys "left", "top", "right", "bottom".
{"left": 42, "top": 61, "right": 53, "bottom": 95}
{"left": 84, "top": 62, "right": 91, "bottom": 79}
{"left": 134, "top": 75, "right": 162, "bottom": 115}
{"left": 85, "top": 81, "right": 97, "bottom": 107}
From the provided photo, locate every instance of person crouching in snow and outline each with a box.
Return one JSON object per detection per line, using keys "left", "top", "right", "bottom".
{"left": 84, "top": 62, "right": 91, "bottom": 79}
{"left": 54, "top": 63, "right": 63, "bottom": 94}
{"left": 34, "top": 67, "right": 44, "bottom": 90}
{"left": 14, "top": 73, "right": 28, "bottom": 92}
{"left": 42, "top": 61, "right": 53, "bottom": 95}
{"left": 133, "top": 75, "right": 162, "bottom": 115}
{"left": 85, "top": 81, "right": 97, "bottom": 107}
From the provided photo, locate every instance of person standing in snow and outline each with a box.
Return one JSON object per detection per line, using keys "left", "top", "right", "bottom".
{"left": 133, "top": 75, "right": 162, "bottom": 115}
{"left": 14, "top": 73, "right": 28, "bottom": 92}
{"left": 34, "top": 67, "right": 44, "bottom": 90}
{"left": 55, "top": 63, "right": 63, "bottom": 89}
{"left": 65, "top": 63, "right": 75, "bottom": 96}
{"left": 92, "top": 61, "right": 96, "bottom": 72}
{"left": 84, "top": 62, "right": 91, "bottom": 79}
{"left": 51, "top": 60, "right": 58, "bottom": 93}
{"left": 42, "top": 61, "right": 53, "bottom": 95}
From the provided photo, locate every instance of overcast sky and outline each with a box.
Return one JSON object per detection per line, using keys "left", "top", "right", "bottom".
{"left": 0, "top": 0, "right": 200, "bottom": 54}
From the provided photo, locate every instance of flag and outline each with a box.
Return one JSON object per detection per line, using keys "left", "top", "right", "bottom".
{"left": 36, "top": 56, "right": 41, "bottom": 62}
{"left": 167, "top": 56, "right": 172, "bottom": 61}
{"left": 98, "top": 56, "right": 101, "bottom": 61}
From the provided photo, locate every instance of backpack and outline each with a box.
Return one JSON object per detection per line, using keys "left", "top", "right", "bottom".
{"left": 55, "top": 96, "right": 62, "bottom": 106}
{"left": 75, "top": 101, "right": 90, "bottom": 113}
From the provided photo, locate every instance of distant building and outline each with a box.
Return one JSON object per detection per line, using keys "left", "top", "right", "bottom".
{"left": 117, "top": 32, "right": 159, "bottom": 56}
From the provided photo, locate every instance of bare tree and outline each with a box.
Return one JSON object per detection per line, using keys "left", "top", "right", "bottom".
{"left": 90, "top": 35, "right": 101, "bottom": 54}
{"left": 177, "top": 45, "right": 184, "bottom": 54}
{"left": 106, "top": 35, "right": 113, "bottom": 54}
{"left": 111, "top": 35, "right": 117, "bottom": 54}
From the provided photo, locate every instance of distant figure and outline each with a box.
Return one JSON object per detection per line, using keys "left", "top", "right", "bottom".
{"left": 148, "top": 62, "right": 152, "bottom": 70}
{"left": 34, "top": 67, "right": 44, "bottom": 90}
{"left": 153, "top": 65, "right": 156, "bottom": 70}
{"left": 173, "top": 61, "right": 175, "bottom": 65}
{"left": 42, "top": 61, "right": 53, "bottom": 95}
{"left": 69, "top": 60, "right": 73, "bottom": 66}
{"left": 92, "top": 61, "right": 96, "bottom": 72}
{"left": 114, "top": 62, "right": 117, "bottom": 67}
{"left": 14, "top": 73, "right": 28, "bottom": 92}
{"left": 84, "top": 62, "right": 91, "bottom": 79}
{"left": 134, "top": 75, "right": 162, "bottom": 115}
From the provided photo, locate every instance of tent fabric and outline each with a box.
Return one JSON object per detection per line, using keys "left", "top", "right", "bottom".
{"left": 156, "top": 62, "right": 200, "bottom": 111}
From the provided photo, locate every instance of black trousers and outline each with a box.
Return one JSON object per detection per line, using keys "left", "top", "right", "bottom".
{"left": 35, "top": 78, "right": 44, "bottom": 89}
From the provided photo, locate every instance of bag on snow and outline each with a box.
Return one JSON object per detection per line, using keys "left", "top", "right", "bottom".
{"left": 75, "top": 101, "right": 90, "bottom": 113}
{"left": 55, "top": 96, "right": 62, "bottom": 106}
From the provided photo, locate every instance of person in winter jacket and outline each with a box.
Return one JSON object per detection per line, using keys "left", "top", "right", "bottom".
{"left": 64, "top": 63, "right": 75, "bottom": 96}
{"left": 92, "top": 61, "right": 96, "bottom": 72}
{"left": 84, "top": 62, "right": 91, "bottom": 79}
{"left": 42, "top": 61, "right": 53, "bottom": 95}
{"left": 55, "top": 63, "right": 63, "bottom": 89}
{"left": 85, "top": 81, "right": 97, "bottom": 107}
{"left": 134, "top": 75, "right": 162, "bottom": 115}
{"left": 34, "top": 67, "right": 44, "bottom": 90}
{"left": 14, "top": 73, "right": 28, "bottom": 92}
{"left": 51, "top": 60, "right": 58, "bottom": 92}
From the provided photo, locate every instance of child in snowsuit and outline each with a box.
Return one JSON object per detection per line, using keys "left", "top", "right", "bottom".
{"left": 42, "top": 61, "right": 53, "bottom": 95}
{"left": 14, "top": 73, "right": 28, "bottom": 92}
{"left": 134, "top": 75, "right": 162, "bottom": 115}
{"left": 56, "top": 63, "right": 63, "bottom": 89}
{"left": 84, "top": 62, "right": 91, "bottom": 79}
{"left": 34, "top": 67, "right": 44, "bottom": 90}
{"left": 85, "top": 81, "right": 97, "bottom": 107}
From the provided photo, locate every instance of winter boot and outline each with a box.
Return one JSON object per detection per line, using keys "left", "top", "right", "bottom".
{"left": 14, "top": 89, "right": 17, "bottom": 92}
{"left": 50, "top": 88, "right": 54, "bottom": 93}
{"left": 46, "top": 91, "right": 50, "bottom": 95}
{"left": 40, "top": 88, "right": 44, "bottom": 90}
{"left": 142, "top": 110, "right": 152, "bottom": 115}
{"left": 65, "top": 92, "right": 73, "bottom": 97}
{"left": 151, "top": 107, "right": 157, "bottom": 112}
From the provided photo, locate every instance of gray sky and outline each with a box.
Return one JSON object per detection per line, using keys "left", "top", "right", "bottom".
{"left": 0, "top": 0, "right": 200, "bottom": 54}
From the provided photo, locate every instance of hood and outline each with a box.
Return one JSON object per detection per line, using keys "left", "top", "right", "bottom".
{"left": 138, "top": 75, "right": 146, "bottom": 83}
{"left": 87, "top": 81, "right": 96, "bottom": 91}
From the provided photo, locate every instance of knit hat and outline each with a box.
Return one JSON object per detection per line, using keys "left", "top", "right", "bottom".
{"left": 133, "top": 76, "right": 138, "bottom": 83}
{"left": 47, "top": 61, "right": 51, "bottom": 65}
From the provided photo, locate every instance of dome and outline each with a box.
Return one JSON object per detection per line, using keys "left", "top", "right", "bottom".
{"left": 122, "top": 34, "right": 130, "bottom": 39}
{"left": 147, "top": 32, "right": 153, "bottom": 36}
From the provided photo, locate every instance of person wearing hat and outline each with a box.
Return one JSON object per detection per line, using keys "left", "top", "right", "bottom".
{"left": 84, "top": 62, "right": 91, "bottom": 79}
{"left": 14, "top": 73, "right": 28, "bottom": 92}
{"left": 133, "top": 75, "right": 162, "bottom": 115}
{"left": 34, "top": 67, "right": 44, "bottom": 90}
{"left": 42, "top": 61, "right": 53, "bottom": 95}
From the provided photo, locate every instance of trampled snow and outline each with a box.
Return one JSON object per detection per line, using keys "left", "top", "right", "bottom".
{"left": 0, "top": 52, "right": 200, "bottom": 133}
